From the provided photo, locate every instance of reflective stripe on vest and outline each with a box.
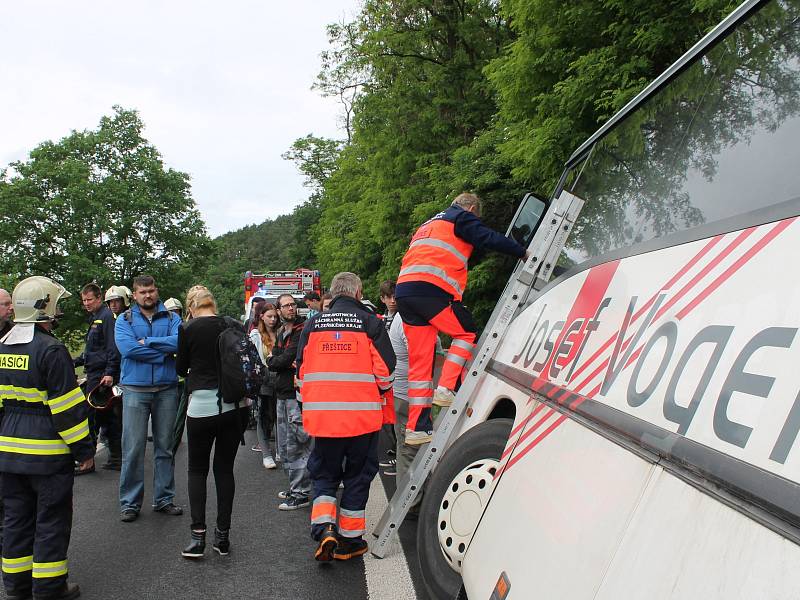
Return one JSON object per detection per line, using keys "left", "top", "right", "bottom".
{"left": 48, "top": 387, "right": 85, "bottom": 414}
{"left": 0, "top": 385, "right": 47, "bottom": 404}
{"left": 303, "top": 401, "right": 383, "bottom": 411}
{"left": 59, "top": 418, "right": 90, "bottom": 445}
{"left": 0, "top": 436, "right": 70, "bottom": 455}
{"left": 303, "top": 372, "right": 377, "bottom": 384}
{"left": 397, "top": 217, "right": 473, "bottom": 300}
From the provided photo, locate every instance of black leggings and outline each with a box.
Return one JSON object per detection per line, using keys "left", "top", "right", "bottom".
{"left": 186, "top": 407, "right": 248, "bottom": 531}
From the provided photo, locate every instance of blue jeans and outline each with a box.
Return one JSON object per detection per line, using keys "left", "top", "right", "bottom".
{"left": 276, "top": 396, "right": 312, "bottom": 498}
{"left": 119, "top": 386, "right": 178, "bottom": 512}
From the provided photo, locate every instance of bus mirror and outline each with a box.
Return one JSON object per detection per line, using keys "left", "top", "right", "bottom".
{"left": 506, "top": 192, "right": 548, "bottom": 249}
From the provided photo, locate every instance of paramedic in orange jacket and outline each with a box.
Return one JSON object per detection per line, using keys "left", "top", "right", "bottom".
{"left": 295, "top": 272, "right": 396, "bottom": 562}
{"left": 395, "top": 193, "right": 527, "bottom": 444}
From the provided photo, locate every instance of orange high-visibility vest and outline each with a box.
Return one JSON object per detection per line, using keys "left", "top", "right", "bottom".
{"left": 298, "top": 319, "right": 393, "bottom": 437}
{"left": 397, "top": 216, "right": 474, "bottom": 300}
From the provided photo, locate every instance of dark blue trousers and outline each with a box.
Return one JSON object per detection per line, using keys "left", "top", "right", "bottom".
{"left": 307, "top": 431, "right": 379, "bottom": 541}
{"left": 1, "top": 471, "right": 73, "bottom": 596}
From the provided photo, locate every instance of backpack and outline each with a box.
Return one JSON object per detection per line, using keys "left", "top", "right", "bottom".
{"left": 215, "top": 317, "right": 265, "bottom": 404}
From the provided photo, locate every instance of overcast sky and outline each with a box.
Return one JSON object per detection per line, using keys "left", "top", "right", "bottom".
{"left": 1, "top": 1, "right": 359, "bottom": 237}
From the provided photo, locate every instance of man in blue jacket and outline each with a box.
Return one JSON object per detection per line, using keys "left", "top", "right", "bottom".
{"left": 115, "top": 275, "right": 183, "bottom": 522}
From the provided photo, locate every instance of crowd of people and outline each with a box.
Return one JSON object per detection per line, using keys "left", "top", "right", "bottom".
{"left": 0, "top": 192, "right": 528, "bottom": 599}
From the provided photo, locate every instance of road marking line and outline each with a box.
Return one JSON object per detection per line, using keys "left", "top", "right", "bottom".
{"left": 364, "top": 475, "right": 417, "bottom": 599}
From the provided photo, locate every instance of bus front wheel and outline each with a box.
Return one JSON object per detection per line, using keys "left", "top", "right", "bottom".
{"left": 417, "top": 418, "right": 513, "bottom": 600}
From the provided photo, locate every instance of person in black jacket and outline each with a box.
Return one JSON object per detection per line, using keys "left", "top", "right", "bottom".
{"left": 267, "top": 294, "right": 312, "bottom": 511}
{"left": 176, "top": 286, "right": 249, "bottom": 559}
{"left": 73, "top": 283, "right": 121, "bottom": 473}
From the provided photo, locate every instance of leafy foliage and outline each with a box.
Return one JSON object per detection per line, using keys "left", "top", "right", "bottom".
{"left": 299, "top": 0, "right": 742, "bottom": 326}
{"left": 0, "top": 107, "right": 210, "bottom": 333}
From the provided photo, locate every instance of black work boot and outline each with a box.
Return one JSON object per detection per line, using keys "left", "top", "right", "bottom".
{"left": 181, "top": 529, "right": 206, "bottom": 559}
{"left": 32, "top": 582, "right": 80, "bottom": 600}
{"left": 6, "top": 588, "right": 32, "bottom": 600}
{"left": 314, "top": 524, "right": 338, "bottom": 562}
{"left": 333, "top": 536, "right": 369, "bottom": 560}
{"left": 212, "top": 527, "right": 230, "bottom": 556}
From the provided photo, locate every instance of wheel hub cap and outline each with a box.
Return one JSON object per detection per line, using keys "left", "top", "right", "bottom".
{"left": 436, "top": 458, "right": 499, "bottom": 574}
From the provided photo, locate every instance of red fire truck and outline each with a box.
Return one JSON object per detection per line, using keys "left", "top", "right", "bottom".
{"left": 243, "top": 269, "right": 322, "bottom": 317}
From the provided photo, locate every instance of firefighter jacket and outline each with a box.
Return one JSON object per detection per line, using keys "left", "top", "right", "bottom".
{"left": 73, "top": 304, "right": 120, "bottom": 382}
{"left": 0, "top": 325, "right": 94, "bottom": 475}
{"left": 396, "top": 205, "right": 526, "bottom": 301}
{"left": 295, "top": 295, "right": 396, "bottom": 437}
{"left": 267, "top": 317, "right": 306, "bottom": 400}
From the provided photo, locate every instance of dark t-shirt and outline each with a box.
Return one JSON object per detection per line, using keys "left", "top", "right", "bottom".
{"left": 175, "top": 315, "right": 227, "bottom": 394}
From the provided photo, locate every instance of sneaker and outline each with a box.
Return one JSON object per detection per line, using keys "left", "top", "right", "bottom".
{"left": 333, "top": 537, "right": 369, "bottom": 560}
{"left": 378, "top": 457, "right": 397, "bottom": 468}
{"left": 120, "top": 509, "right": 139, "bottom": 523}
{"left": 433, "top": 386, "right": 456, "bottom": 407}
{"left": 154, "top": 503, "right": 183, "bottom": 516}
{"left": 181, "top": 529, "right": 206, "bottom": 559}
{"left": 314, "top": 525, "right": 338, "bottom": 562}
{"left": 277, "top": 490, "right": 290, "bottom": 500}
{"left": 250, "top": 444, "right": 262, "bottom": 452}
{"left": 212, "top": 527, "right": 230, "bottom": 556}
{"left": 405, "top": 430, "right": 433, "bottom": 445}
{"left": 278, "top": 495, "right": 311, "bottom": 511}
{"left": 384, "top": 466, "right": 397, "bottom": 476}
{"left": 262, "top": 456, "right": 277, "bottom": 470}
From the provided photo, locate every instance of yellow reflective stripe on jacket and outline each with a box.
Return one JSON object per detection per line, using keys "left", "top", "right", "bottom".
{"left": 93, "top": 319, "right": 103, "bottom": 324}
{"left": 59, "top": 419, "right": 90, "bottom": 444}
{"left": 2, "top": 555, "right": 33, "bottom": 573}
{"left": 32, "top": 559, "right": 68, "bottom": 578}
{"left": 0, "top": 436, "right": 70, "bottom": 455}
{"left": 48, "top": 387, "right": 84, "bottom": 414}
{"left": 0, "top": 385, "right": 47, "bottom": 404}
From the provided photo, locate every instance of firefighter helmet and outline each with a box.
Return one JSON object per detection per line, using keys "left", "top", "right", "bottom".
{"left": 86, "top": 382, "right": 123, "bottom": 411}
{"left": 164, "top": 297, "right": 183, "bottom": 312}
{"left": 12, "top": 276, "right": 71, "bottom": 323}
{"left": 104, "top": 285, "right": 130, "bottom": 307}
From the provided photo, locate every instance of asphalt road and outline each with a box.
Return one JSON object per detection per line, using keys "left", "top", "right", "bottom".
{"left": 0, "top": 428, "right": 430, "bottom": 600}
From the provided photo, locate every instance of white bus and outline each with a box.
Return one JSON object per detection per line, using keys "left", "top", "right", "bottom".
{"left": 418, "top": 0, "right": 800, "bottom": 597}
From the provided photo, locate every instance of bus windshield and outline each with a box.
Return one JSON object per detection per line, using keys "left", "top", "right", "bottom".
{"left": 559, "top": 0, "right": 800, "bottom": 268}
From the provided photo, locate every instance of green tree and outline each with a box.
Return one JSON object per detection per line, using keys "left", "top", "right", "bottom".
{"left": 311, "top": 0, "right": 515, "bottom": 305}
{"left": 0, "top": 106, "right": 210, "bottom": 333}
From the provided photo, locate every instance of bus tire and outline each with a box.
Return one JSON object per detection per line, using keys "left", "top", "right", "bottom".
{"left": 417, "top": 418, "right": 513, "bottom": 600}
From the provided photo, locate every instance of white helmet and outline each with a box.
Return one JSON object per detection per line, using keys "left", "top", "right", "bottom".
{"left": 104, "top": 285, "right": 130, "bottom": 307}
{"left": 164, "top": 297, "right": 183, "bottom": 312}
{"left": 12, "top": 276, "right": 71, "bottom": 323}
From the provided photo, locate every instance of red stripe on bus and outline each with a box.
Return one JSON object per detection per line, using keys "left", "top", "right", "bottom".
{"left": 675, "top": 219, "right": 795, "bottom": 320}
{"left": 504, "top": 415, "right": 569, "bottom": 472}
{"left": 567, "top": 235, "right": 723, "bottom": 386}
{"left": 501, "top": 403, "right": 548, "bottom": 460}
